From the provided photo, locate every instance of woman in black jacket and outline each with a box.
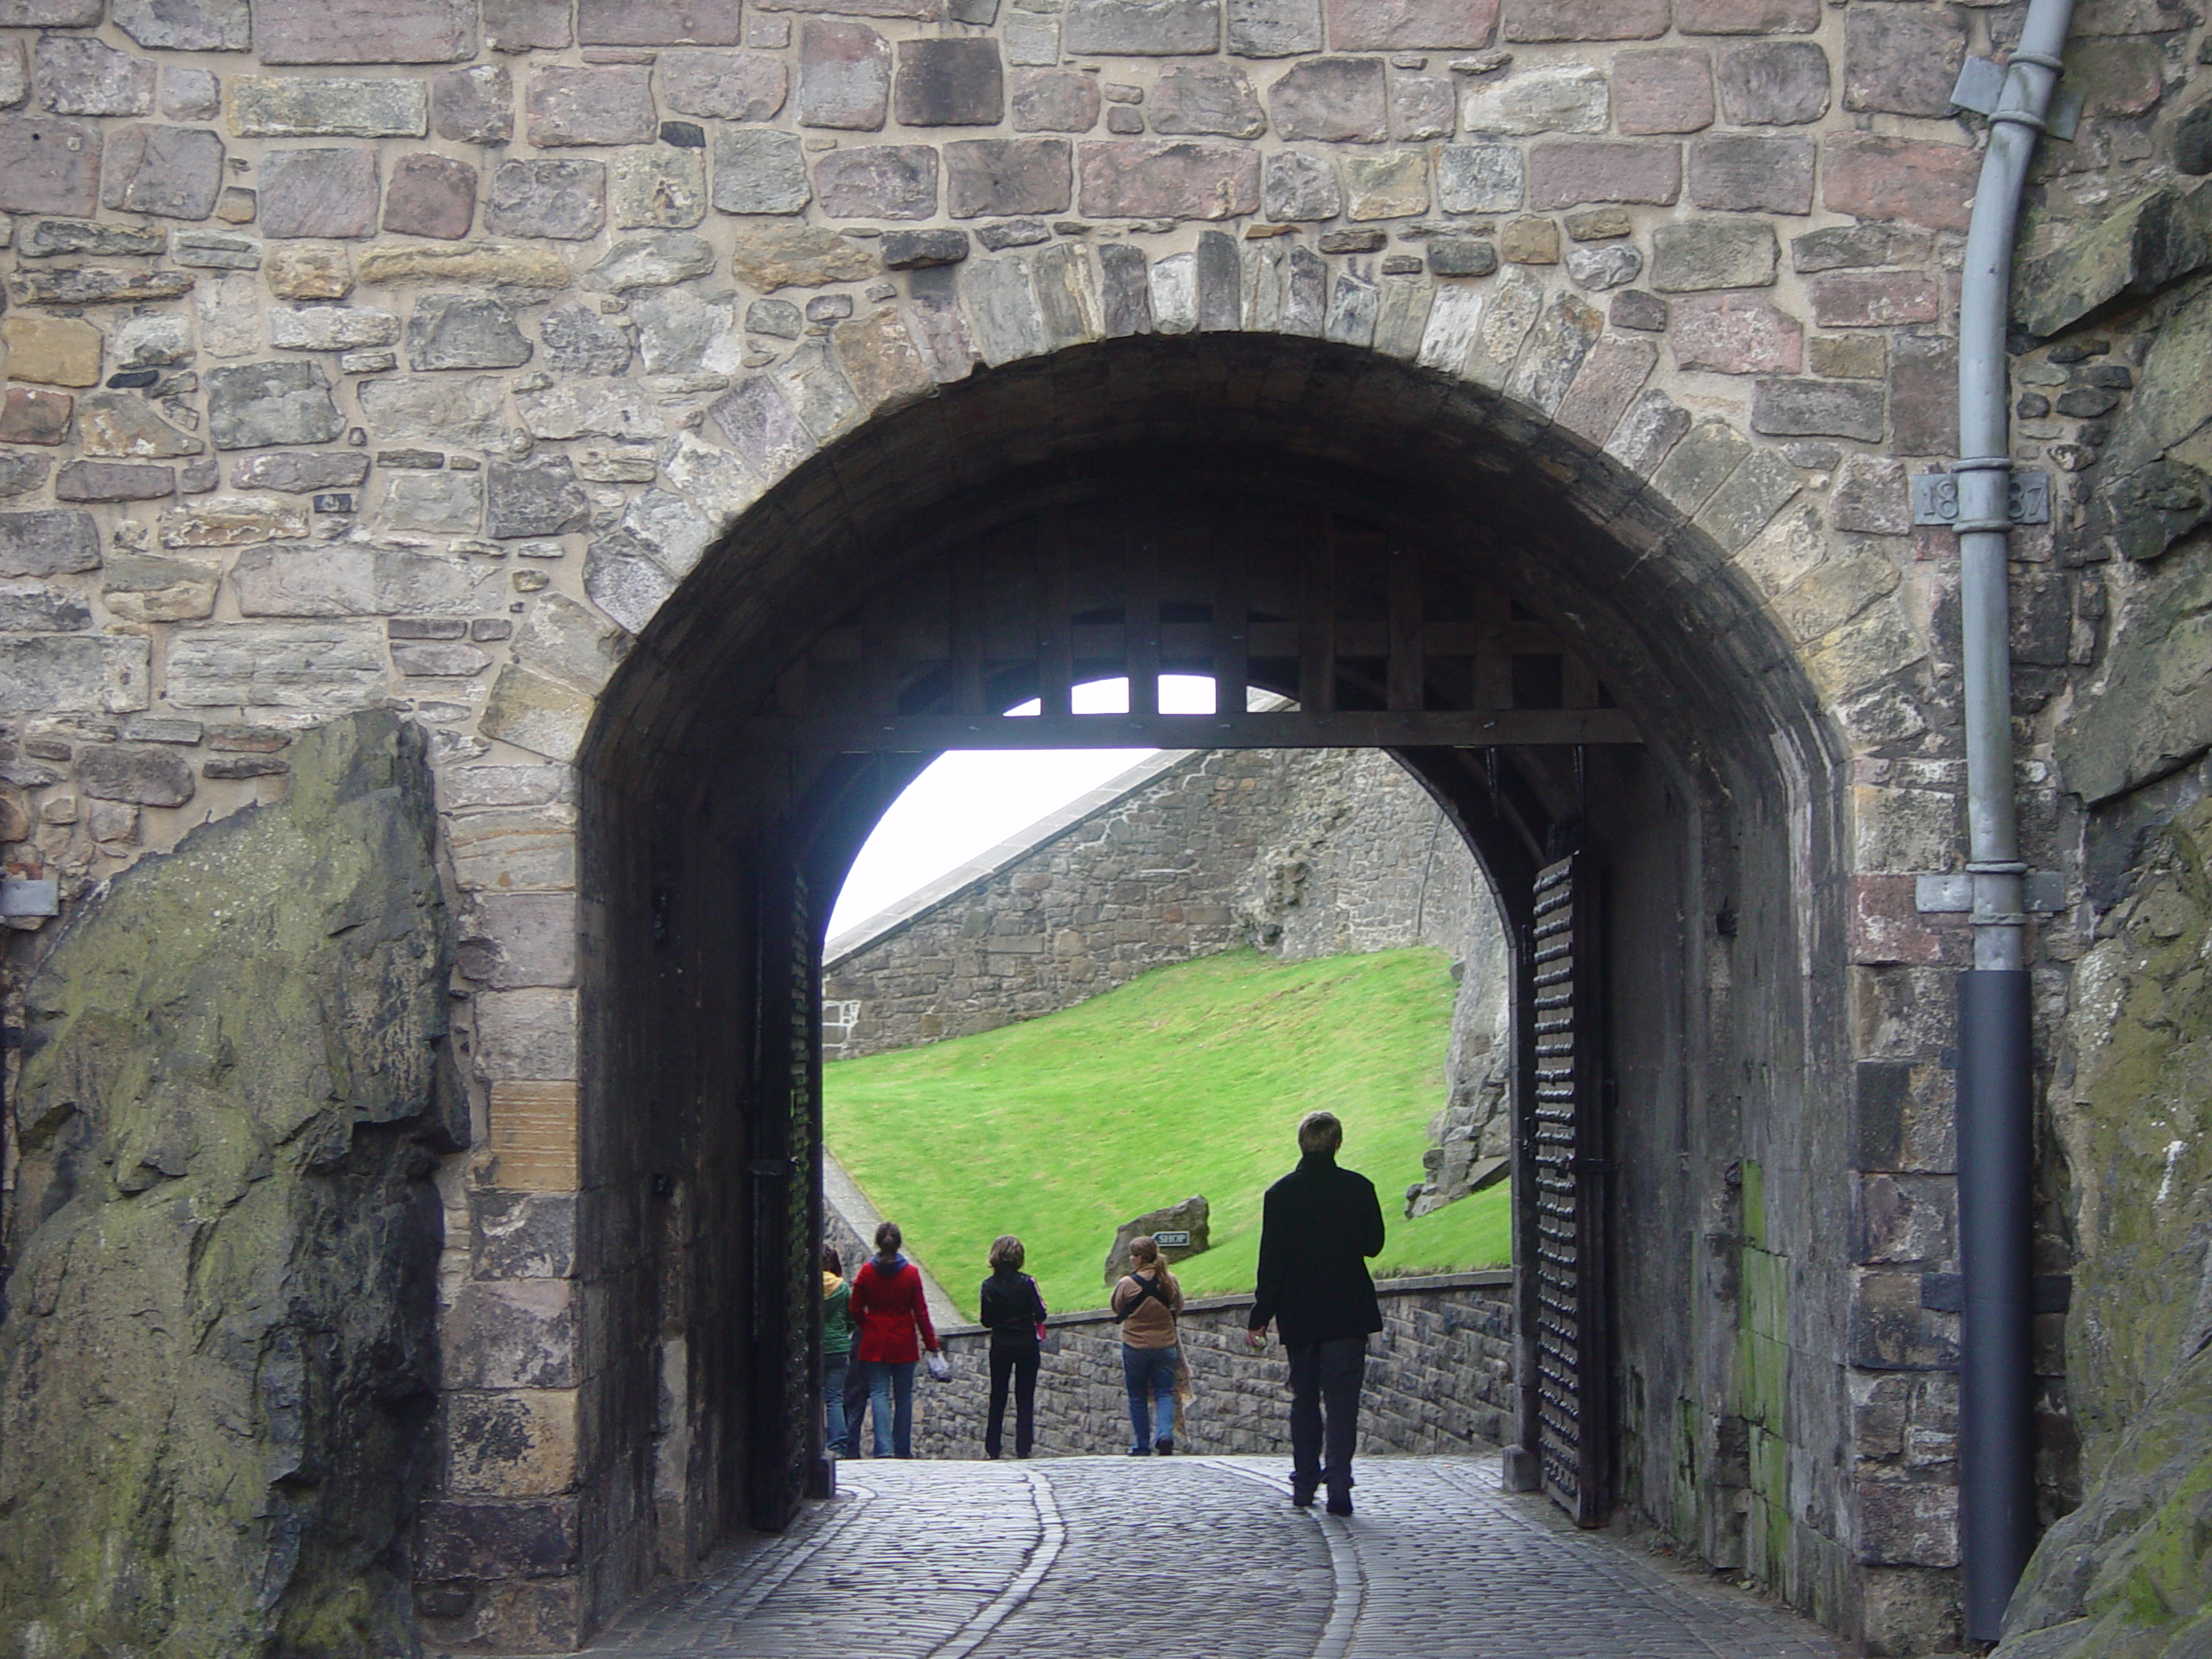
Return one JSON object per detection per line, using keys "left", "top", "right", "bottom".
{"left": 978, "top": 1235, "right": 1049, "bottom": 1459}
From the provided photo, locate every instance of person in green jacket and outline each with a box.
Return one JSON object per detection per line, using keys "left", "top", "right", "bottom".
{"left": 823, "top": 1244, "right": 858, "bottom": 1456}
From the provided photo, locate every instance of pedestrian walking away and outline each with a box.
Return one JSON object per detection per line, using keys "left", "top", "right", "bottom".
{"left": 978, "top": 1234, "right": 1049, "bottom": 1459}
{"left": 1111, "top": 1235, "right": 1185, "bottom": 1456}
{"left": 822, "top": 1245, "right": 857, "bottom": 1458}
{"left": 849, "top": 1220, "right": 942, "bottom": 1459}
{"left": 1247, "top": 1109, "right": 1385, "bottom": 1515}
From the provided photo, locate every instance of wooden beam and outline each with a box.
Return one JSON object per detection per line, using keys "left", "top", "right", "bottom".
{"left": 1300, "top": 522, "right": 1336, "bottom": 713}
{"left": 1126, "top": 509, "right": 1160, "bottom": 716}
{"left": 1388, "top": 546, "right": 1424, "bottom": 712}
{"left": 1039, "top": 511, "right": 1072, "bottom": 718}
{"left": 1214, "top": 531, "right": 1248, "bottom": 718}
{"left": 950, "top": 559, "right": 983, "bottom": 715}
{"left": 734, "top": 708, "right": 1643, "bottom": 752}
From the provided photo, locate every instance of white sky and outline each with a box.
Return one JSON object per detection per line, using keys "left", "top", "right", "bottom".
{"left": 827, "top": 675, "right": 1218, "bottom": 938}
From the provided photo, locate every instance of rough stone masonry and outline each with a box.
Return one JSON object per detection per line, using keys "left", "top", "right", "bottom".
{"left": 0, "top": 0, "right": 2204, "bottom": 1655}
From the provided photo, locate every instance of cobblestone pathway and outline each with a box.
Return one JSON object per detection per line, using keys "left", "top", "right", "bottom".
{"left": 568, "top": 1457, "right": 1853, "bottom": 1659}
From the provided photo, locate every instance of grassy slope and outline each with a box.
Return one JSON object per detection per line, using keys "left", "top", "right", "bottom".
{"left": 823, "top": 946, "right": 1511, "bottom": 1321}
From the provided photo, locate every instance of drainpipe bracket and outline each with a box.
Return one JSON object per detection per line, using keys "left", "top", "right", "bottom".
{"left": 1916, "top": 872, "right": 2066, "bottom": 914}
{"left": 1949, "top": 56, "right": 2081, "bottom": 139}
{"left": 1913, "top": 469, "right": 2050, "bottom": 527}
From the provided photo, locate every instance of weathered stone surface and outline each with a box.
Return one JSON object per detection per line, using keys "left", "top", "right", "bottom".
{"left": 1462, "top": 63, "right": 1606, "bottom": 136}
{"left": 0, "top": 510, "right": 99, "bottom": 577}
{"left": 1149, "top": 62, "right": 1264, "bottom": 137}
{"left": 76, "top": 744, "right": 195, "bottom": 806}
{"left": 1527, "top": 141, "right": 1679, "bottom": 209}
{"left": 433, "top": 65, "right": 516, "bottom": 146}
{"left": 0, "top": 41, "right": 25, "bottom": 111}
{"left": 2, "top": 315, "right": 103, "bottom": 388}
{"left": 2017, "top": 190, "right": 2212, "bottom": 341}
{"left": 1505, "top": 0, "right": 1663, "bottom": 38}
{"left": 232, "top": 543, "right": 495, "bottom": 617}
{"left": 1716, "top": 41, "right": 1828, "bottom": 126}
{"left": 1342, "top": 149, "right": 1426, "bottom": 220}
{"left": 1649, "top": 219, "right": 1777, "bottom": 291}
{"left": 0, "top": 713, "right": 450, "bottom": 1657}
{"left": 713, "top": 128, "right": 811, "bottom": 213}
{"left": 160, "top": 496, "right": 302, "bottom": 549}
{"left": 1270, "top": 57, "right": 1386, "bottom": 143}
{"left": 583, "top": 233, "right": 718, "bottom": 293}
{"left": 487, "top": 159, "right": 607, "bottom": 240}
{"left": 262, "top": 148, "right": 379, "bottom": 238}
{"left": 7, "top": 266, "right": 195, "bottom": 307}
{"left": 1751, "top": 377, "right": 1885, "bottom": 442}
{"left": 1104, "top": 1196, "right": 1211, "bottom": 1282}
{"left": 19, "top": 218, "right": 165, "bottom": 259}
{"left": 171, "top": 229, "right": 261, "bottom": 270}
{"left": 816, "top": 145, "right": 939, "bottom": 219}
{"left": 258, "top": 0, "right": 473, "bottom": 63}
{"left": 0, "top": 634, "right": 149, "bottom": 714}
{"left": 798, "top": 22, "right": 892, "bottom": 130}
{"left": 1264, "top": 150, "right": 1342, "bottom": 220}
{"left": 359, "top": 375, "right": 510, "bottom": 450}
{"left": 578, "top": 0, "right": 742, "bottom": 44}
{"left": 1436, "top": 142, "right": 1520, "bottom": 213}
{"left": 0, "top": 117, "right": 102, "bottom": 216}
{"left": 652, "top": 54, "right": 776, "bottom": 129}
{"left": 1064, "top": 0, "right": 1220, "bottom": 54}
{"left": 946, "top": 138, "right": 1072, "bottom": 218}
{"left": 1228, "top": 0, "right": 1319, "bottom": 56}
{"left": 1428, "top": 237, "right": 1497, "bottom": 277}
{"left": 485, "top": 0, "right": 573, "bottom": 48}
{"left": 1675, "top": 0, "right": 1815, "bottom": 29}
{"left": 207, "top": 362, "right": 346, "bottom": 449}
{"left": 609, "top": 147, "right": 707, "bottom": 231}
{"left": 728, "top": 223, "right": 877, "bottom": 288}
{"left": 1686, "top": 134, "right": 1815, "bottom": 216}
{"left": 267, "top": 243, "right": 356, "bottom": 298}
{"left": 632, "top": 288, "right": 739, "bottom": 379}
{"left": 1077, "top": 140, "right": 1257, "bottom": 219}
{"left": 1563, "top": 242, "right": 1639, "bottom": 290}
{"left": 0, "top": 582, "right": 89, "bottom": 632}
{"left": 383, "top": 154, "right": 478, "bottom": 240}
{"left": 231, "top": 79, "right": 428, "bottom": 138}
{"left": 1613, "top": 49, "right": 1712, "bottom": 136}
{"left": 56, "top": 461, "right": 176, "bottom": 502}
{"left": 1669, "top": 292, "right": 1801, "bottom": 374}
{"left": 406, "top": 294, "right": 532, "bottom": 371}
{"left": 158, "top": 68, "right": 221, "bottom": 123}
{"left": 0, "top": 388, "right": 74, "bottom": 446}
{"left": 382, "top": 470, "right": 484, "bottom": 534}
{"left": 528, "top": 66, "right": 657, "bottom": 148}
{"left": 36, "top": 39, "right": 156, "bottom": 118}
{"left": 896, "top": 39, "right": 1004, "bottom": 126}
{"left": 1325, "top": 0, "right": 1492, "bottom": 49}
{"left": 1821, "top": 134, "right": 1979, "bottom": 234}
{"left": 232, "top": 451, "right": 372, "bottom": 493}
{"left": 541, "top": 303, "right": 635, "bottom": 374}
{"left": 0, "top": 454, "right": 49, "bottom": 498}
{"left": 1554, "top": 334, "right": 1655, "bottom": 443}
{"left": 516, "top": 378, "right": 668, "bottom": 443}
{"left": 1006, "top": 68, "right": 1094, "bottom": 133}
{"left": 1886, "top": 334, "right": 1952, "bottom": 457}
{"left": 356, "top": 243, "right": 569, "bottom": 289}
{"left": 1843, "top": 6, "right": 1964, "bottom": 120}
{"left": 111, "top": 0, "right": 249, "bottom": 48}
{"left": 488, "top": 456, "right": 591, "bottom": 539}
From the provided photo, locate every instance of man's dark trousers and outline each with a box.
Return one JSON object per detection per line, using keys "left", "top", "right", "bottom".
{"left": 1287, "top": 1337, "right": 1366, "bottom": 1497}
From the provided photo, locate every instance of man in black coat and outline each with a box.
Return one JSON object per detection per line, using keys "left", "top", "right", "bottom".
{"left": 1247, "top": 1110, "right": 1385, "bottom": 1515}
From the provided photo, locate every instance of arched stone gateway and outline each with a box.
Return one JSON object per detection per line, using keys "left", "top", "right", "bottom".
{"left": 7, "top": 0, "right": 2194, "bottom": 1653}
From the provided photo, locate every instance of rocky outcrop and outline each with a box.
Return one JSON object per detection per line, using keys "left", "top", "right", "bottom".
{"left": 1998, "top": 799, "right": 2212, "bottom": 1658}
{"left": 0, "top": 710, "right": 458, "bottom": 1659}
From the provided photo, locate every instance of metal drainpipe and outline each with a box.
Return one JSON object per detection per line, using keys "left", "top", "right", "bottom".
{"left": 1951, "top": 1, "right": 2073, "bottom": 1643}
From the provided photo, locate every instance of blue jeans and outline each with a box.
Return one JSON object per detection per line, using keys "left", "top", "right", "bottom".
{"left": 866, "top": 1359, "right": 918, "bottom": 1459}
{"left": 823, "top": 1352, "right": 851, "bottom": 1454}
{"left": 1121, "top": 1344, "right": 1178, "bottom": 1452}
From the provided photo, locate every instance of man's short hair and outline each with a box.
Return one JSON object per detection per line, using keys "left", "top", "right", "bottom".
{"left": 1298, "top": 1110, "right": 1344, "bottom": 1155}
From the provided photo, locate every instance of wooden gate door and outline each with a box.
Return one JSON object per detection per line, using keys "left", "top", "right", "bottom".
{"left": 1530, "top": 852, "right": 1610, "bottom": 1526}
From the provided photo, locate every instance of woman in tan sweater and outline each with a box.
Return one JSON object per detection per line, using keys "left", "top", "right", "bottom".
{"left": 1110, "top": 1236, "right": 1185, "bottom": 1455}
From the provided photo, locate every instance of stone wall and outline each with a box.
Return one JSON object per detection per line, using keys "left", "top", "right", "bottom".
{"left": 891, "top": 1271, "right": 1515, "bottom": 1461}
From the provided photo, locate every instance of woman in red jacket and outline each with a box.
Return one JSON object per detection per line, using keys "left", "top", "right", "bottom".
{"left": 849, "top": 1220, "right": 941, "bottom": 1459}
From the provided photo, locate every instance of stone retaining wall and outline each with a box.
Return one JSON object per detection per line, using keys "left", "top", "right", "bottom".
{"left": 878, "top": 1271, "right": 1515, "bottom": 1461}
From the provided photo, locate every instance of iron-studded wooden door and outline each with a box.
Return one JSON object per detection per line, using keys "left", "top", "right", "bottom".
{"left": 1530, "top": 852, "right": 1610, "bottom": 1527}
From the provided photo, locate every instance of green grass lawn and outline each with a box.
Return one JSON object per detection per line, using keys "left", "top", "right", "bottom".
{"left": 823, "top": 946, "right": 1512, "bottom": 1321}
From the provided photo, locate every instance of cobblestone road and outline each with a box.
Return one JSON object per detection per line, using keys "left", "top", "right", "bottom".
{"left": 568, "top": 1457, "right": 1854, "bottom": 1659}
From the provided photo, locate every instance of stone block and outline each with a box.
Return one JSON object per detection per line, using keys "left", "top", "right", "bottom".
{"left": 1613, "top": 49, "right": 1712, "bottom": 137}
{"left": 56, "top": 461, "right": 175, "bottom": 501}
{"left": 607, "top": 147, "right": 706, "bottom": 231}
{"left": 1844, "top": 7, "right": 1964, "bottom": 120}
{"left": 158, "top": 69, "right": 221, "bottom": 124}
{"left": 445, "top": 1389, "right": 581, "bottom": 1499}
{"left": 230, "top": 543, "right": 495, "bottom": 616}
{"left": 753, "top": 0, "right": 936, "bottom": 16}
{"left": 257, "top": 0, "right": 472, "bottom": 64}
{"left": 1269, "top": 57, "right": 1386, "bottom": 143}
{"left": 584, "top": 232, "right": 717, "bottom": 292}
{"left": 528, "top": 67, "right": 658, "bottom": 149}
{"left": 1527, "top": 141, "right": 1679, "bottom": 209}
{"left": 1649, "top": 218, "right": 1775, "bottom": 290}
{"left": 1436, "top": 142, "right": 1519, "bottom": 213}
{"left": 1427, "top": 237, "right": 1496, "bottom": 277}
{"left": 1264, "top": 150, "right": 1341, "bottom": 220}
{"left": 77, "top": 744, "right": 194, "bottom": 807}
{"left": 1461, "top": 62, "right": 1605, "bottom": 136}
{"left": 1013, "top": 69, "right": 1100, "bottom": 132}
{"left": 433, "top": 66, "right": 515, "bottom": 146}
{"left": 896, "top": 39, "right": 1003, "bottom": 126}
{"left": 486, "top": 0, "right": 571, "bottom": 48}
{"left": 383, "top": 154, "right": 477, "bottom": 241}
{"left": 461, "top": 893, "right": 578, "bottom": 994}
{"left": 1889, "top": 334, "right": 1955, "bottom": 458}
{"left": 164, "top": 621, "right": 385, "bottom": 708}
{"left": 35, "top": 39, "right": 155, "bottom": 118}
{"left": 1230, "top": 0, "right": 1320, "bottom": 56}
{"left": 406, "top": 294, "right": 531, "bottom": 371}
{"left": 1716, "top": 41, "right": 1828, "bottom": 127}
{"left": 578, "top": 0, "right": 742, "bottom": 44}
{"left": 1064, "top": 0, "right": 1221, "bottom": 55}
{"left": 7, "top": 266, "right": 195, "bottom": 307}
{"left": 1343, "top": 149, "right": 1425, "bottom": 220}
{"left": 229, "top": 79, "right": 428, "bottom": 138}
{"left": 0, "top": 583, "right": 89, "bottom": 632}
{"left": 0, "top": 117, "right": 101, "bottom": 216}
{"left": 354, "top": 243, "right": 568, "bottom": 289}
{"left": 798, "top": 22, "right": 891, "bottom": 130}
{"left": 232, "top": 451, "right": 372, "bottom": 493}
{"left": 0, "top": 510, "right": 99, "bottom": 577}
{"left": 1810, "top": 272, "right": 1938, "bottom": 331}
{"left": 19, "top": 219, "right": 166, "bottom": 258}
{"left": 488, "top": 159, "right": 607, "bottom": 239}
{"left": 0, "top": 454, "right": 48, "bottom": 497}
{"left": 1077, "top": 139, "right": 1257, "bottom": 220}
{"left": 1675, "top": 0, "right": 1815, "bottom": 30}
{"left": 1670, "top": 292, "right": 1800, "bottom": 375}
{"left": 1501, "top": 0, "right": 1664, "bottom": 41}
{"left": 1856, "top": 1478, "right": 1958, "bottom": 1568}
{"left": 1563, "top": 242, "right": 1637, "bottom": 288}
{"left": 0, "top": 0, "right": 95, "bottom": 20}
{"left": 709, "top": 374, "right": 820, "bottom": 480}
{"left": 99, "top": 550, "right": 219, "bottom": 624}
{"left": 0, "top": 40, "right": 22, "bottom": 110}
{"left": 113, "top": 0, "right": 246, "bottom": 48}
{"left": 0, "top": 388, "right": 73, "bottom": 446}
{"left": 262, "top": 149, "right": 379, "bottom": 238}
{"left": 946, "top": 138, "right": 1072, "bottom": 218}
{"left": 815, "top": 145, "right": 939, "bottom": 220}
{"left": 1752, "top": 378, "right": 1885, "bottom": 442}
{"left": 713, "top": 128, "right": 811, "bottom": 213}
{"left": 1554, "top": 335, "right": 1656, "bottom": 445}
{"left": 442, "top": 1281, "right": 580, "bottom": 1391}
{"left": 1504, "top": 289, "right": 1599, "bottom": 413}
{"left": 660, "top": 50, "right": 787, "bottom": 122}
{"left": 1391, "top": 70, "right": 1453, "bottom": 141}
{"left": 0, "top": 635, "right": 149, "bottom": 714}
{"left": 1151, "top": 62, "right": 1264, "bottom": 137}
{"left": 2, "top": 315, "right": 102, "bottom": 387}
{"left": 170, "top": 229, "right": 259, "bottom": 270}
{"left": 1498, "top": 214, "right": 1554, "bottom": 264}
{"left": 728, "top": 223, "right": 876, "bottom": 288}
{"left": 1809, "top": 334, "right": 1884, "bottom": 382}
{"left": 1686, "top": 134, "right": 1814, "bottom": 216}
{"left": 487, "top": 457, "right": 590, "bottom": 539}
{"left": 1697, "top": 445, "right": 1799, "bottom": 551}
{"left": 206, "top": 361, "right": 346, "bottom": 449}
{"left": 1821, "top": 134, "right": 1979, "bottom": 234}
{"left": 1325, "top": 0, "right": 1491, "bottom": 48}
{"left": 832, "top": 308, "right": 935, "bottom": 413}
